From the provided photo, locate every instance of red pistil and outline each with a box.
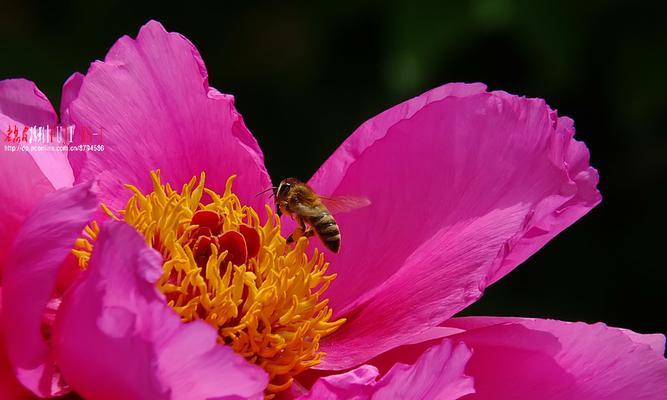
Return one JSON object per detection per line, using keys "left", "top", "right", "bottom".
{"left": 191, "top": 209, "right": 223, "bottom": 235}
{"left": 188, "top": 211, "right": 259, "bottom": 268}
{"left": 217, "top": 231, "right": 248, "bottom": 267}
{"left": 239, "top": 224, "right": 261, "bottom": 260}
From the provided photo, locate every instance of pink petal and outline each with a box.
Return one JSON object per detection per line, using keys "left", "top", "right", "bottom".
{"left": 441, "top": 317, "right": 667, "bottom": 399}
{"left": 1, "top": 183, "right": 98, "bottom": 397}
{"left": 0, "top": 79, "right": 73, "bottom": 276}
{"left": 296, "top": 365, "right": 379, "bottom": 399}
{"left": 309, "top": 82, "right": 487, "bottom": 194}
{"left": 617, "top": 327, "right": 666, "bottom": 356}
{"left": 373, "top": 340, "right": 474, "bottom": 399}
{"left": 59, "top": 72, "right": 84, "bottom": 122}
{"left": 299, "top": 340, "right": 473, "bottom": 400}
{"left": 0, "top": 79, "right": 73, "bottom": 190}
{"left": 0, "top": 290, "right": 32, "bottom": 399}
{"left": 64, "top": 20, "right": 271, "bottom": 213}
{"left": 0, "top": 150, "right": 54, "bottom": 277}
{"left": 311, "top": 84, "right": 601, "bottom": 368}
{"left": 0, "top": 79, "right": 55, "bottom": 124}
{"left": 53, "top": 221, "right": 268, "bottom": 400}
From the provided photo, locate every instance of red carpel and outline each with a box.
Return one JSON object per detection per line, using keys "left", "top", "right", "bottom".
{"left": 217, "top": 230, "right": 248, "bottom": 267}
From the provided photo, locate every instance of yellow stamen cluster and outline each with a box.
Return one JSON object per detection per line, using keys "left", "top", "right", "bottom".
{"left": 74, "top": 171, "right": 345, "bottom": 394}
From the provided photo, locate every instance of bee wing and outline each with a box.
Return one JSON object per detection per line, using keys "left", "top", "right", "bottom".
{"left": 319, "top": 195, "right": 371, "bottom": 215}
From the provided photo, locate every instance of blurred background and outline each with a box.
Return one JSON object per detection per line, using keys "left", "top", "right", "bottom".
{"left": 1, "top": 0, "right": 665, "bottom": 335}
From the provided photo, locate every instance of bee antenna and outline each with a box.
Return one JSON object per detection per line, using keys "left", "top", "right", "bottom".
{"left": 255, "top": 186, "right": 277, "bottom": 197}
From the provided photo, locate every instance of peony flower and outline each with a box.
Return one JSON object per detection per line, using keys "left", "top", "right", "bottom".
{"left": 0, "top": 20, "right": 665, "bottom": 399}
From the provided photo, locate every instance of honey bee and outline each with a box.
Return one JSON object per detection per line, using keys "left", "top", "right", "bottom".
{"left": 270, "top": 178, "right": 369, "bottom": 253}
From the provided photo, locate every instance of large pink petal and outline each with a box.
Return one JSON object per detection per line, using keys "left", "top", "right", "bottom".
{"left": 373, "top": 317, "right": 667, "bottom": 400}
{"left": 297, "top": 340, "right": 473, "bottom": 400}
{"left": 617, "top": 327, "right": 666, "bottom": 356}
{"left": 0, "top": 150, "right": 54, "bottom": 278}
{"left": 0, "top": 79, "right": 73, "bottom": 276}
{"left": 1, "top": 183, "right": 98, "bottom": 397}
{"left": 0, "top": 290, "right": 32, "bottom": 399}
{"left": 443, "top": 316, "right": 666, "bottom": 355}
{"left": 53, "top": 221, "right": 268, "bottom": 400}
{"left": 64, "top": 20, "right": 271, "bottom": 213}
{"left": 310, "top": 84, "right": 601, "bottom": 368}
{"left": 441, "top": 317, "right": 667, "bottom": 400}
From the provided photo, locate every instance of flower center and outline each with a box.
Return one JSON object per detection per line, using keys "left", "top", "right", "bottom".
{"left": 73, "top": 171, "right": 345, "bottom": 394}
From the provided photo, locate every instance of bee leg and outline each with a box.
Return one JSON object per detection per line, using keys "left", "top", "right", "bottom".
{"left": 287, "top": 218, "right": 308, "bottom": 245}
{"left": 287, "top": 227, "right": 304, "bottom": 244}
{"left": 287, "top": 227, "right": 314, "bottom": 244}
{"left": 299, "top": 217, "right": 315, "bottom": 238}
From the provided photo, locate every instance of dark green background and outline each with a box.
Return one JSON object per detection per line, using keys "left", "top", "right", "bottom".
{"left": 2, "top": 1, "right": 665, "bottom": 335}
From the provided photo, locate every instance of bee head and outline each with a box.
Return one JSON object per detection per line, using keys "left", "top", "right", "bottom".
{"left": 276, "top": 178, "right": 301, "bottom": 199}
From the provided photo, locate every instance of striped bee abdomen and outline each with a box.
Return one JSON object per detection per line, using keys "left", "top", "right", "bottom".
{"left": 308, "top": 212, "right": 341, "bottom": 253}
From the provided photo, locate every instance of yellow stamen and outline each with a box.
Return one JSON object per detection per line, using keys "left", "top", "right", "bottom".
{"left": 73, "top": 171, "right": 345, "bottom": 394}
